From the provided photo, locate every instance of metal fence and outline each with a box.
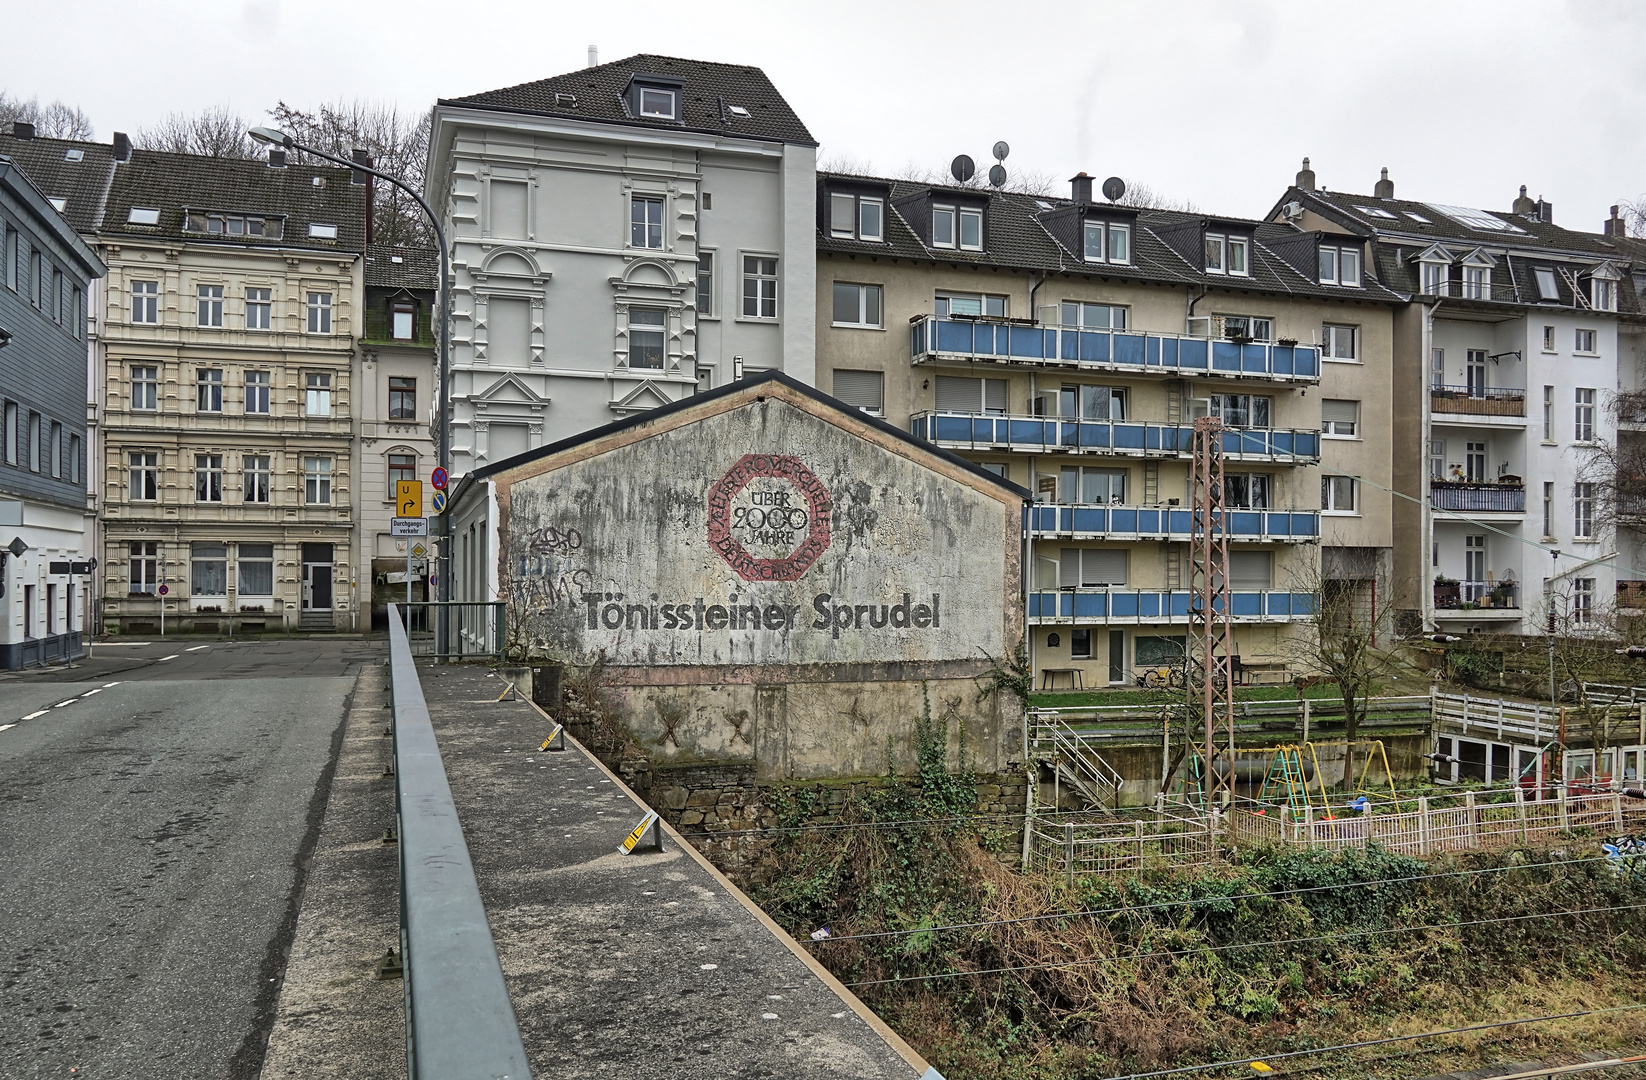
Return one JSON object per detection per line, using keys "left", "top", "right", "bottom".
{"left": 387, "top": 605, "right": 532, "bottom": 1079}
{"left": 1029, "top": 807, "right": 1219, "bottom": 880}
{"left": 398, "top": 601, "right": 506, "bottom": 659}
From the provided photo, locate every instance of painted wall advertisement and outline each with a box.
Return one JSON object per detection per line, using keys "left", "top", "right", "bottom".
{"left": 502, "top": 401, "right": 1011, "bottom": 667}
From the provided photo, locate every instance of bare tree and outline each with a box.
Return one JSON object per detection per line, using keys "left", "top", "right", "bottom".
{"left": 1116, "top": 180, "right": 1201, "bottom": 214}
{"left": 270, "top": 100, "right": 432, "bottom": 246}
{"left": 895, "top": 159, "right": 1058, "bottom": 197}
{"left": 0, "top": 93, "right": 94, "bottom": 140}
{"left": 1280, "top": 560, "right": 1419, "bottom": 789}
{"left": 136, "top": 106, "right": 257, "bottom": 159}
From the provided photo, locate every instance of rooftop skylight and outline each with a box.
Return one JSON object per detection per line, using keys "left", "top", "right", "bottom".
{"left": 1424, "top": 202, "right": 1527, "bottom": 234}
{"left": 1535, "top": 268, "right": 1561, "bottom": 300}
{"left": 64, "top": 148, "right": 83, "bottom": 162}
{"left": 726, "top": 104, "right": 751, "bottom": 118}
{"left": 1354, "top": 205, "right": 1397, "bottom": 219}
{"left": 1405, "top": 211, "right": 1432, "bottom": 224}
{"left": 48, "top": 197, "right": 66, "bottom": 212}
{"left": 127, "top": 207, "right": 160, "bottom": 225}
{"left": 308, "top": 223, "right": 338, "bottom": 239}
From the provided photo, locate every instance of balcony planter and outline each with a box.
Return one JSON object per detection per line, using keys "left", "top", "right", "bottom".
{"left": 1434, "top": 582, "right": 1461, "bottom": 607}
{"left": 1277, "top": 338, "right": 1299, "bottom": 347}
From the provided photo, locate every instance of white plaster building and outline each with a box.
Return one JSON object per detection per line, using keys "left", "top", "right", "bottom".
{"left": 424, "top": 53, "right": 818, "bottom": 477}
{"left": 1274, "top": 171, "right": 1635, "bottom": 634}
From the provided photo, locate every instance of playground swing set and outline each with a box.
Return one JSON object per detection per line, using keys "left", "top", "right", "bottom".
{"left": 1256, "top": 740, "right": 1400, "bottom": 818}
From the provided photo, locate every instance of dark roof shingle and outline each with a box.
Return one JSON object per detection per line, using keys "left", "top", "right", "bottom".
{"left": 444, "top": 53, "right": 815, "bottom": 146}
{"left": 364, "top": 242, "right": 438, "bottom": 290}
{"left": 0, "top": 135, "right": 114, "bottom": 232}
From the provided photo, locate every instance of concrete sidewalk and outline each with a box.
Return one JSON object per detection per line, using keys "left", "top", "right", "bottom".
{"left": 421, "top": 663, "right": 930, "bottom": 1080}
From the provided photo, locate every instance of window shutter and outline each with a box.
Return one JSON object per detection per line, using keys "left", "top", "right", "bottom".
{"left": 1086, "top": 549, "right": 1128, "bottom": 586}
{"left": 1229, "top": 551, "right": 1273, "bottom": 590}
{"left": 936, "top": 376, "right": 981, "bottom": 413}
{"left": 1321, "top": 399, "right": 1359, "bottom": 424}
{"left": 984, "top": 378, "right": 1008, "bottom": 413}
{"left": 832, "top": 369, "right": 883, "bottom": 413}
{"left": 1059, "top": 548, "right": 1080, "bottom": 589}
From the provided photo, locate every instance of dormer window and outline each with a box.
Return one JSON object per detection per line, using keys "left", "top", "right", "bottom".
{"left": 1318, "top": 243, "right": 1361, "bottom": 287}
{"left": 1590, "top": 264, "right": 1622, "bottom": 311}
{"left": 828, "top": 191, "right": 884, "bottom": 242}
{"left": 638, "top": 87, "right": 676, "bottom": 119}
{"left": 933, "top": 204, "right": 982, "bottom": 250}
{"left": 1205, "top": 233, "right": 1249, "bottom": 276}
{"left": 1082, "top": 219, "right": 1131, "bottom": 265}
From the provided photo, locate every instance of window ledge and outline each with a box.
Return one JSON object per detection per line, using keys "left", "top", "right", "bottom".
{"left": 1321, "top": 357, "right": 1362, "bottom": 365}
{"left": 1575, "top": 352, "right": 1602, "bottom": 358}
{"left": 830, "top": 322, "right": 886, "bottom": 332}
{"left": 734, "top": 316, "right": 780, "bottom": 325}
{"left": 1322, "top": 510, "right": 1361, "bottom": 517}
{"left": 1322, "top": 434, "right": 1361, "bottom": 441}
{"left": 1541, "top": 439, "right": 1558, "bottom": 446}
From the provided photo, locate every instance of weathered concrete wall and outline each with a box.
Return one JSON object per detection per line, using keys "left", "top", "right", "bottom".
{"left": 484, "top": 377, "right": 1026, "bottom": 778}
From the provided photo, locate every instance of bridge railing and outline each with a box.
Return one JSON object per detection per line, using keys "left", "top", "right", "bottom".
{"left": 388, "top": 605, "right": 532, "bottom": 1079}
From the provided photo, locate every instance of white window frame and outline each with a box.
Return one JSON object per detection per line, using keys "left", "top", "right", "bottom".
{"left": 1575, "top": 328, "right": 1597, "bottom": 355}
{"left": 128, "top": 540, "right": 159, "bottom": 594}
{"left": 1060, "top": 302, "right": 1129, "bottom": 331}
{"left": 1322, "top": 323, "right": 1358, "bottom": 362}
{"left": 740, "top": 254, "right": 778, "bottom": 320}
{"left": 1205, "top": 233, "right": 1226, "bottom": 274}
{"left": 1463, "top": 264, "right": 1490, "bottom": 300}
{"left": 1321, "top": 399, "right": 1359, "bottom": 438}
{"left": 1594, "top": 279, "right": 1618, "bottom": 312}
{"left": 305, "top": 372, "right": 333, "bottom": 417}
{"left": 1573, "top": 578, "right": 1595, "bottom": 624}
{"left": 131, "top": 279, "right": 159, "bottom": 324}
{"left": 306, "top": 291, "right": 332, "bottom": 334}
{"left": 245, "top": 286, "right": 271, "bottom": 330}
{"left": 938, "top": 292, "right": 1008, "bottom": 319}
{"left": 630, "top": 195, "right": 664, "bottom": 250}
{"left": 194, "top": 453, "right": 223, "bottom": 502}
{"left": 244, "top": 370, "right": 271, "bottom": 415}
{"left": 129, "top": 451, "right": 158, "bottom": 501}
{"left": 1574, "top": 482, "right": 1596, "bottom": 539}
{"left": 1226, "top": 237, "right": 1249, "bottom": 277}
{"left": 627, "top": 308, "right": 666, "bottom": 369}
{"left": 1421, "top": 260, "right": 1448, "bottom": 295}
{"left": 932, "top": 205, "right": 956, "bottom": 248}
{"left": 1575, "top": 387, "right": 1596, "bottom": 442}
{"left": 244, "top": 454, "right": 271, "bottom": 503}
{"left": 1322, "top": 474, "right": 1358, "bottom": 515}
{"left": 1542, "top": 325, "right": 1556, "bottom": 352}
{"left": 196, "top": 284, "right": 224, "bottom": 327}
{"left": 958, "top": 207, "right": 983, "bottom": 251}
{"left": 638, "top": 87, "right": 677, "bottom": 119}
{"left": 831, "top": 282, "right": 883, "bottom": 329}
{"left": 304, "top": 456, "right": 333, "bottom": 505}
{"left": 1209, "top": 393, "right": 1272, "bottom": 429}
{"left": 131, "top": 365, "right": 159, "bottom": 411}
{"left": 195, "top": 367, "right": 223, "bottom": 412}
{"left": 696, "top": 250, "right": 715, "bottom": 318}
{"left": 1222, "top": 472, "right": 1270, "bottom": 509}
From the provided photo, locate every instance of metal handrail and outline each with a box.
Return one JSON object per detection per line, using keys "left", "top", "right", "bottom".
{"left": 388, "top": 605, "right": 531, "bottom": 1079}
{"left": 399, "top": 600, "right": 506, "bottom": 659}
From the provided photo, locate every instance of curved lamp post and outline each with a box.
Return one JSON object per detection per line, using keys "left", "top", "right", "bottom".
{"left": 248, "top": 126, "right": 452, "bottom": 620}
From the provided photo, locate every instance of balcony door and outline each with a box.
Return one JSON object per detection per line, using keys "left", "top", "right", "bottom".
{"left": 1465, "top": 442, "right": 1487, "bottom": 483}
{"left": 1466, "top": 350, "right": 1488, "bottom": 397}
{"left": 1464, "top": 535, "right": 1486, "bottom": 584}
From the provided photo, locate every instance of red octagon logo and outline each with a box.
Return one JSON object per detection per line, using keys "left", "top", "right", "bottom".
{"left": 706, "top": 454, "right": 832, "bottom": 581}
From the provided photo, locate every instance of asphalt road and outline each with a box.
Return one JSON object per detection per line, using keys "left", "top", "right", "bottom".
{"left": 0, "top": 637, "right": 383, "bottom": 1079}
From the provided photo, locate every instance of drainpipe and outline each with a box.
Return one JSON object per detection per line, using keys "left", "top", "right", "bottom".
{"left": 1423, "top": 299, "right": 1443, "bottom": 630}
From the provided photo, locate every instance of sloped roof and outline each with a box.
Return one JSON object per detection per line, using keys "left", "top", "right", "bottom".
{"left": 817, "top": 171, "right": 1406, "bottom": 304}
{"left": 0, "top": 135, "right": 114, "bottom": 232}
{"left": 365, "top": 242, "right": 438, "bottom": 290}
{"left": 443, "top": 53, "right": 815, "bottom": 146}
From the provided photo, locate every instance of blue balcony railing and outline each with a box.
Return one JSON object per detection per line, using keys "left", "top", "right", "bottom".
{"left": 1025, "top": 503, "right": 1320, "bottom": 541}
{"left": 912, "top": 412, "right": 1321, "bottom": 462}
{"left": 910, "top": 315, "right": 1321, "bottom": 382}
{"left": 1028, "top": 589, "right": 1318, "bottom": 623}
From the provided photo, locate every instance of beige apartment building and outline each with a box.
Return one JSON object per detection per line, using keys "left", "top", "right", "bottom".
{"left": 1, "top": 131, "right": 369, "bottom": 633}
{"left": 816, "top": 171, "right": 1399, "bottom": 686}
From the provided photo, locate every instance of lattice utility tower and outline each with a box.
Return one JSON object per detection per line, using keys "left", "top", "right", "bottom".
{"left": 1189, "top": 416, "right": 1236, "bottom": 803}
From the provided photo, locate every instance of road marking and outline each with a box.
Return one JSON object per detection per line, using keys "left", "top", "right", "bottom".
{"left": 82, "top": 688, "right": 101, "bottom": 696}
{"left": 103, "top": 682, "right": 121, "bottom": 688}
{"left": 21, "top": 711, "right": 47, "bottom": 720}
{"left": 157, "top": 654, "right": 179, "bottom": 661}
{"left": 185, "top": 645, "right": 210, "bottom": 652}
{"left": 0, "top": 724, "right": 14, "bottom": 732}
{"left": 53, "top": 700, "right": 74, "bottom": 708}
{"left": 92, "top": 642, "right": 151, "bottom": 646}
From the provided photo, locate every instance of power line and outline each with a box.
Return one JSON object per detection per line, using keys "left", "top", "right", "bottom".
{"left": 692, "top": 805, "right": 1208, "bottom": 838}
{"left": 807, "top": 854, "right": 1610, "bottom": 945}
{"left": 1095, "top": 1002, "right": 1646, "bottom": 1080}
{"left": 843, "top": 900, "right": 1646, "bottom": 988}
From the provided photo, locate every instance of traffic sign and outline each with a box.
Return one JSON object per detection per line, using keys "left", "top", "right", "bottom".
{"left": 431, "top": 490, "right": 447, "bottom": 514}
{"left": 431, "top": 467, "right": 448, "bottom": 491}
{"left": 158, "top": 584, "right": 169, "bottom": 595}
{"left": 410, "top": 542, "right": 428, "bottom": 559}
{"left": 391, "top": 517, "right": 429, "bottom": 537}
{"left": 396, "top": 480, "right": 423, "bottom": 518}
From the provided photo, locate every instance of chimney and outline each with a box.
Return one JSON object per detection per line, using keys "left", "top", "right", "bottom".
{"left": 587, "top": 45, "right": 599, "bottom": 68}
{"left": 11, "top": 121, "right": 34, "bottom": 141}
{"left": 1295, "top": 157, "right": 1316, "bottom": 192}
{"left": 1605, "top": 205, "right": 1626, "bottom": 238}
{"left": 1535, "top": 197, "right": 1553, "bottom": 224}
{"left": 1512, "top": 185, "right": 1536, "bottom": 215}
{"left": 1069, "top": 172, "right": 1093, "bottom": 205}
{"left": 112, "top": 131, "right": 131, "bottom": 163}
{"left": 1374, "top": 167, "right": 1394, "bottom": 199}
{"left": 267, "top": 148, "right": 286, "bottom": 169}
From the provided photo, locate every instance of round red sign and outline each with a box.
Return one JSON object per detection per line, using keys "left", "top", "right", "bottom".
{"left": 706, "top": 454, "right": 832, "bottom": 582}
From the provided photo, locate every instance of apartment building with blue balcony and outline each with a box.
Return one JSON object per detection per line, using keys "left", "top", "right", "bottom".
{"left": 816, "top": 167, "right": 1402, "bottom": 688}
{"left": 1271, "top": 164, "right": 1645, "bottom": 636}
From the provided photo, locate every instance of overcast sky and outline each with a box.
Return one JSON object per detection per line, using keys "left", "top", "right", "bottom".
{"left": 7, "top": 0, "right": 1645, "bottom": 230}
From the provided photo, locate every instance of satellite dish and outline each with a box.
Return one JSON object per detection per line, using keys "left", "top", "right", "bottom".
{"left": 950, "top": 155, "right": 975, "bottom": 183}
{"left": 992, "top": 141, "right": 1010, "bottom": 162}
{"left": 1101, "top": 176, "right": 1126, "bottom": 203}
{"left": 988, "top": 164, "right": 1007, "bottom": 188}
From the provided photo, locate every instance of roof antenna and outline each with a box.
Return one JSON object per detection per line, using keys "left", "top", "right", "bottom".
{"left": 587, "top": 45, "right": 598, "bottom": 68}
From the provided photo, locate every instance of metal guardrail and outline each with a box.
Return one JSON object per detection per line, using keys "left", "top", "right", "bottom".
{"left": 400, "top": 600, "right": 506, "bottom": 659}
{"left": 387, "top": 605, "right": 532, "bottom": 1079}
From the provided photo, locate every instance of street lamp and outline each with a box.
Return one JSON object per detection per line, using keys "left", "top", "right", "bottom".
{"left": 248, "top": 126, "right": 452, "bottom": 619}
